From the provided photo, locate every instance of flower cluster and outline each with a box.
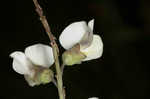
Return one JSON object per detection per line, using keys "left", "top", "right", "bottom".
{"left": 10, "top": 19, "right": 103, "bottom": 86}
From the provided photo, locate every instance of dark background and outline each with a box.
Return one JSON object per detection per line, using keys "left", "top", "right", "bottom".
{"left": 0, "top": 0, "right": 150, "bottom": 99}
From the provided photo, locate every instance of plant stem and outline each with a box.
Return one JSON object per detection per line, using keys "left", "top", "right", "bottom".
{"left": 61, "top": 63, "right": 65, "bottom": 75}
{"left": 52, "top": 43, "right": 65, "bottom": 99}
{"left": 32, "top": 0, "right": 65, "bottom": 99}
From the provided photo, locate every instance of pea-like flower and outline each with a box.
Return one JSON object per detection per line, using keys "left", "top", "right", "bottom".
{"left": 10, "top": 44, "right": 54, "bottom": 86}
{"left": 59, "top": 19, "right": 103, "bottom": 65}
{"left": 88, "top": 97, "right": 99, "bottom": 99}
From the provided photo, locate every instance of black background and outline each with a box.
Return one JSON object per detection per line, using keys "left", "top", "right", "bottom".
{"left": 0, "top": 0, "right": 150, "bottom": 99}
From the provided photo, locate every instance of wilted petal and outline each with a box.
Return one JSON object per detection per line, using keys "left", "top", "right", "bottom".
{"left": 25, "top": 44, "right": 54, "bottom": 68}
{"left": 10, "top": 51, "right": 33, "bottom": 75}
{"left": 59, "top": 21, "right": 89, "bottom": 49}
{"left": 81, "top": 35, "right": 103, "bottom": 61}
{"left": 88, "top": 19, "right": 94, "bottom": 31}
{"left": 24, "top": 75, "right": 37, "bottom": 87}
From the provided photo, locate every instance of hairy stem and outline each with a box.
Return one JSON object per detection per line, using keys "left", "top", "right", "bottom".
{"left": 32, "top": 0, "right": 65, "bottom": 99}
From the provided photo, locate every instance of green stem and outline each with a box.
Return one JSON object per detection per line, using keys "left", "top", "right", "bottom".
{"left": 52, "top": 43, "right": 65, "bottom": 99}
{"left": 32, "top": 1, "right": 65, "bottom": 99}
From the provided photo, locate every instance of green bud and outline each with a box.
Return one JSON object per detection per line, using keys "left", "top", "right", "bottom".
{"left": 62, "top": 44, "right": 86, "bottom": 66}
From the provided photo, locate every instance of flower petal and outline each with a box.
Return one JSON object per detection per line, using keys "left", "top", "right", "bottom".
{"left": 88, "top": 97, "right": 99, "bottom": 99}
{"left": 24, "top": 75, "right": 37, "bottom": 87}
{"left": 59, "top": 21, "right": 89, "bottom": 49}
{"left": 25, "top": 44, "right": 54, "bottom": 68}
{"left": 88, "top": 19, "right": 94, "bottom": 31}
{"left": 81, "top": 35, "right": 103, "bottom": 61}
{"left": 10, "top": 51, "right": 33, "bottom": 75}
{"left": 80, "top": 19, "right": 95, "bottom": 49}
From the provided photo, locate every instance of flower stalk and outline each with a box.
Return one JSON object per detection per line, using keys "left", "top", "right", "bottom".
{"left": 32, "top": 0, "right": 65, "bottom": 99}
{"left": 52, "top": 42, "right": 65, "bottom": 99}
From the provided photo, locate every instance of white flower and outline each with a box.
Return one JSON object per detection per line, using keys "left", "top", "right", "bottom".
{"left": 59, "top": 19, "right": 103, "bottom": 61}
{"left": 88, "top": 97, "right": 99, "bottom": 99}
{"left": 10, "top": 44, "right": 54, "bottom": 77}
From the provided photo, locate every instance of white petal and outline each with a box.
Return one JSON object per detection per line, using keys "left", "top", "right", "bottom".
{"left": 59, "top": 21, "right": 89, "bottom": 49}
{"left": 80, "top": 19, "right": 94, "bottom": 49}
{"left": 81, "top": 35, "right": 103, "bottom": 61}
{"left": 88, "top": 19, "right": 94, "bottom": 31}
{"left": 88, "top": 97, "right": 99, "bottom": 99}
{"left": 25, "top": 44, "right": 54, "bottom": 68}
{"left": 10, "top": 51, "right": 33, "bottom": 75}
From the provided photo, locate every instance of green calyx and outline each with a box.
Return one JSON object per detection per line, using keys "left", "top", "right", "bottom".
{"left": 24, "top": 67, "right": 54, "bottom": 87}
{"left": 62, "top": 44, "right": 86, "bottom": 66}
{"left": 39, "top": 69, "right": 54, "bottom": 84}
